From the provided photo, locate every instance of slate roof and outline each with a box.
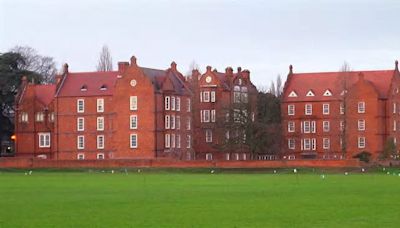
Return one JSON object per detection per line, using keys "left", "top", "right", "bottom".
{"left": 283, "top": 70, "right": 396, "bottom": 101}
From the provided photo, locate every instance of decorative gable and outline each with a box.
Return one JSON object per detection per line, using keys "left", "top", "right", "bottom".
{"left": 306, "top": 90, "right": 315, "bottom": 97}
{"left": 323, "top": 90, "right": 332, "bottom": 96}
{"left": 288, "top": 91, "right": 298, "bottom": 97}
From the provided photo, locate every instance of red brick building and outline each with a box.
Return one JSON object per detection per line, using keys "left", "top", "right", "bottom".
{"left": 15, "top": 56, "right": 194, "bottom": 160}
{"left": 190, "top": 66, "right": 257, "bottom": 161}
{"left": 282, "top": 61, "right": 400, "bottom": 160}
{"left": 14, "top": 77, "right": 56, "bottom": 158}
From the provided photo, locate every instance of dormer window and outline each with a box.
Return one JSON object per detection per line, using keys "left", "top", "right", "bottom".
{"left": 306, "top": 90, "right": 315, "bottom": 97}
{"left": 323, "top": 90, "right": 332, "bottom": 96}
{"left": 100, "top": 84, "right": 107, "bottom": 91}
{"left": 288, "top": 91, "right": 298, "bottom": 97}
{"left": 80, "top": 85, "right": 87, "bottom": 91}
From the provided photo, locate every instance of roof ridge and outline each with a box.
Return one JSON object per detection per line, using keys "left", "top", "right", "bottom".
{"left": 293, "top": 69, "right": 394, "bottom": 75}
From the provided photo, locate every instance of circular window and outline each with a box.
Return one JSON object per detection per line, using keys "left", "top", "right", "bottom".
{"left": 130, "top": 79, "right": 137, "bottom": 87}
{"left": 205, "top": 76, "right": 212, "bottom": 83}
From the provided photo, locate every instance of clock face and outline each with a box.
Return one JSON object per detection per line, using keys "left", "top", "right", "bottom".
{"left": 130, "top": 79, "right": 137, "bottom": 87}
{"left": 205, "top": 76, "right": 212, "bottom": 83}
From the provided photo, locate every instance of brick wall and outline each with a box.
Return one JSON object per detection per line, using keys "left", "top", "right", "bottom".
{"left": 0, "top": 157, "right": 361, "bottom": 169}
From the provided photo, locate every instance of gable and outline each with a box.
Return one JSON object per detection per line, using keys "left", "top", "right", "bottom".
{"left": 323, "top": 90, "right": 332, "bottom": 96}
{"left": 288, "top": 91, "right": 298, "bottom": 97}
{"left": 306, "top": 90, "right": 315, "bottom": 97}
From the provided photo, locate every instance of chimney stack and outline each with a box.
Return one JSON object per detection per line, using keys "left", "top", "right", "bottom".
{"left": 225, "top": 67, "right": 233, "bottom": 76}
{"left": 237, "top": 67, "right": 242, "bottom": 73}
{"left": 63, "top": 63, "right": 69, "bottom": 75}
{"left": 242, "top": 69, "right": 250, "bottom": 79}
{"left": 171, "top": 61, "right": 177, "bottom": 71}
{"left": 206, "top": 66, "right": 212, "bottom": 72}
{"left": 118, "top": 61, "right": 129, "bottom": 73}
{"left": 130, "top": 56, "right": 137, "bottom": 66}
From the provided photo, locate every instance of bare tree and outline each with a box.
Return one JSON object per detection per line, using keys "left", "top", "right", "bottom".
{"left": 276, "top": 74, "right": 283, "bottom": 97}
{"left": 10, "top": 46, "right": 57, "bottom": 83}
{"left": 339, "top": 61, "right": 351, "bottom": 158}
{"left": 269, "top": 81, "right": 276, "bottom": 96}
{"left": 96, "top": 45, "right": 113, "bottom": 71}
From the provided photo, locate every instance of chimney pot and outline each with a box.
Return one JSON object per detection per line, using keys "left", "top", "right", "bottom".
{"left": 63, "top": 63, "right": 69, "bottom": 74}
{"left": 237, "top": 67, "right": 242, "bottom": 73}
{"left": 130, "top": 56, "right": 137, "bottom": 66}
{"left": 206, "top": 66, "right": 212, "bottom": 72}
{"left": 171, "top": 61, "right": 177, "bottom": 71}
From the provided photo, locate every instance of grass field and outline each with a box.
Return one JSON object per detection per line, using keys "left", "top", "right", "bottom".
{"left": 0, "top": 168, "right": 400, "bottom": 227}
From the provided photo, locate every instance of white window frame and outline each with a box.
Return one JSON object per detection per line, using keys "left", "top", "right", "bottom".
{"left": 77, "top": 117, "right": 84, "bottom": 131}
{"left": 358, "top": 136, "right": 366, "bottom": 148}
{"left": 205, "top": 129, "right": 213, "bottom": 143}
{"left": 165, "top": 96, "right": 170, "bottom": 110}
{"left": 323, "top": 138, "right": 330, "bottom": 149}
{"left": 358, "top": 119, "right": 365, "bottom": 131}
{"left": 394, "top": 120, "right": 397, "bottom": 131}
{"left": 77, "top": 135, "right": 85, "bottom": 149}
{"left": 38, "top": 133, "right": 50, "bottom": 148}
{"left": 176, "top": 116, "right": 181, "bottom": 129}
{"left": 130, "top": 115, "right": 138, "bottom": 129}
{"left": 130, "top": 134, "right": 138, "bottom": 148}
{"left": 21, "top": 112, "right": 28, "bottom": 122}
{"left": 305, "top": 104, "right": 312, "bottom": 115}
{"left": 323, "top": 121, "right": 330, "bottom": 132}
{"left": 288, "top": 138, "right": 295, "bottom": 149}
{"left": 97, "top": 98, "right": 104, "bottom": 113}
{"left": 171, "top": 96, "right": 176, "bottom": 111}
{"left": 312, "top": 138, "right": 316, "bottom": 150}
{"left": 303, "top": 121, "right": 311, "bottom": 133}
{"left": 186, "top": 117, "right": 191, "bottom": 130}
{"left": 323, "top": 104, "right": 330, "bottom": 115}
{"left": 203, "top": 91, "right": 210, "bottom": 102}
{"left": 176, "top": 134, "right": 181, "bottom": 148}
{"left": 288, "top": 121, "right": 295, "bottom": 133}
{"left": 210, "top": 91, "right": 216, "bottom": 102}
{"left": 171, "top": 115, "right": 175, "bottom": 129}
{"left": 288, "top": 104, "right": 295, "bottom": 116}
{"left": 171, "top": 134, "right": 176, "bottom": 148}
{"left": 340, "top": 103, "right": 345, "bottom": 114}
{"left": 340, "top": 120, "right": 345, "bottom": 131}
{"left": 97, "top": 117, "right": 104, "bottom": 131}
{"left": 202, "top": 110, "right": 210, "bottom": 122}
{"left": 303, "top": 138, "right": 311, "bottom": 150}
{"left": 186, "top": 98, "right": 191, "bottom": 112}
{"left": 206, "top": 153, "right": 213, "bottom": 161}
{"left": 311, "top": 121, "right": 316, "bottom": 133}
{"left": 186, "top": 135, "right": 191, "bottom": 148}
{"left": 35, "top": 112, "right": 44, "bottom": 122}
{"left": 211, "top": 110, "right": 216, "bottom": 122}
{"left": 97, "top": 153, "right": 104, "bottom": 160}
{"left": 77, "top": 99, "right": 84, "bottom": 113}
{"left": 176, "top": 97, "right": 181, "bottom": 111}
{"left": 97, "top": 135, "right": 105, "bottom": 149}
{"left": 394, "top": 102, "right": 397, "bottom": 114}
{"left": 165, "top": 115, "right": 170, "bottom": 129}
{"left": 130, "top": 96, "right": 138, "bottom": 111}
{"left": 165, "top": 134, "right": 170, "bottom": 148}
{"left": 77, "top": 153, "right": 85, "bottom": 160}
{"left": 358, "top": 102, "right": 365, "bottom": 113}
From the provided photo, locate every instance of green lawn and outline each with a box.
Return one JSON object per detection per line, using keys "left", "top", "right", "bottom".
{"left": 0, "top": 168, "right": 399, "bottom": 227}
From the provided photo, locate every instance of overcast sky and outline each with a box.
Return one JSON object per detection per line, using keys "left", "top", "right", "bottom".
{"left": 1, "top": 0, "right": 399, "bottom": 87}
